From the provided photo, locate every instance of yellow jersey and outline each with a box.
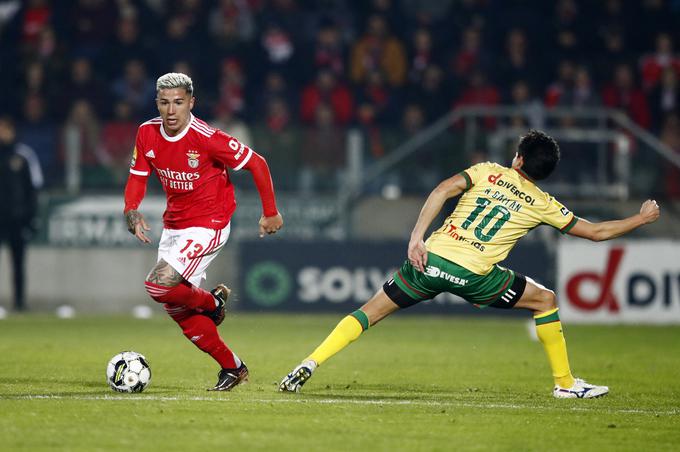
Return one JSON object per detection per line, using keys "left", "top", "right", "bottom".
{"left": 425, "top": 162, "right": 577, "bottom": 275}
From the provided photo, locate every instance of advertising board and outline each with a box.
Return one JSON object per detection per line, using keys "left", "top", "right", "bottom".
{"left": 558, "top": 240, "right": 680, "bottom": 324}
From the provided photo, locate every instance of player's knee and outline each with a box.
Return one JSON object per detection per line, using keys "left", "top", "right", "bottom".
{"left": 538, "top": 289, "right": 557, "bottom": 311}
{"left": 144, "top": 280, "right": 172, "bottom": 302}
{"left": 164, "top": 303, "right": 190, "bottom": 322}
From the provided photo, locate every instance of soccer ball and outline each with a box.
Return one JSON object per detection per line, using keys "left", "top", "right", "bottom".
{"left": 106, "top": 351, "right": 151, "bottom": 393}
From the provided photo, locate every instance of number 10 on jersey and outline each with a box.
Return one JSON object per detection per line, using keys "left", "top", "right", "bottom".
{"left": 461, "top": 197, "right": 511, "bottom": 242}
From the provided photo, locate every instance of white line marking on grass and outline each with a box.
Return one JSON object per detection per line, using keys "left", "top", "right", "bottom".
{"left": 2, "top": 394, "right": 678, "bottom": 416}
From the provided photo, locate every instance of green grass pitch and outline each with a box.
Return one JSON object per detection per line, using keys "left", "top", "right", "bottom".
{"left": 1, "top": 313, "right": 679, "bottom": 451}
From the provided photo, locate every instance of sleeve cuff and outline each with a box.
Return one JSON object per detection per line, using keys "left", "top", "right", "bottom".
{"left": 263, "top": 207, "right": 279, "bottom": 217}
{"left": 233, "top": 148, "right": 253, "bottom": 171}
{"left": 459, "top": 171, "right": 472, "bottom": 191}
{"left": 559, "top": 216, "right": 578, "bottom": 234}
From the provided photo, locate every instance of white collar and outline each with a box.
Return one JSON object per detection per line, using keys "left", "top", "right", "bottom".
{"left": 160, "top": 114, "right": 194, "bottom": 142}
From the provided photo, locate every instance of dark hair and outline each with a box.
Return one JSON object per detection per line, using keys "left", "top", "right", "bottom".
{"left": 517, "top": 130, "right": 560, "bottom": 180}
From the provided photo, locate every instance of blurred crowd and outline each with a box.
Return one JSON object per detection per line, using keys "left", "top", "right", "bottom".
{"left": 1, "top": 0, "right": 680, "bottom": 195}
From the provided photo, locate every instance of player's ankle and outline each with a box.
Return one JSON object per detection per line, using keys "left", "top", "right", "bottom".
{"left": 302, "top": 359, "right": 318, "bottom": 371}
{"left": 555, "top": 375, "right": 575, "bottom": 388}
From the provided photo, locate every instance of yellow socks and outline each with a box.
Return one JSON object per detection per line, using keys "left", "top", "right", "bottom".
{"left": 534, "top": 308, "right": 575, "bottom": 388}
{"left": 306, "top": 307, "right": 575, "bottom": 388}
{"left": 306, "top": 310, "right": 369, "bottom": 366}
{"left": 305, "top": 307, "right": 575, "bottom": 390}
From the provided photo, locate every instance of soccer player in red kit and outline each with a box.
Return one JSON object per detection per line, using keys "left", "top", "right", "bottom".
{"left": 124, "top": 73, "right": 283, "bottom": 391}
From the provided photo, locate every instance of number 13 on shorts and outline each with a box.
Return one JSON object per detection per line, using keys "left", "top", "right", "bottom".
{"left": 157, "top": 225, "right": 231, "bottom": 287}
{"left": 179, "top": 239, "right": 205, "bottom": 259}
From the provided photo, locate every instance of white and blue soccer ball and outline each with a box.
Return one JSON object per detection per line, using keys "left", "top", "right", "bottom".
{"left": 106, "top": 351, "right": 151, "bottom": 393}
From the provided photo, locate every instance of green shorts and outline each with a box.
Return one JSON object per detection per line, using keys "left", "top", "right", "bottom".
{"left": 383, "top": 252, "right": 527, "bottom": 309}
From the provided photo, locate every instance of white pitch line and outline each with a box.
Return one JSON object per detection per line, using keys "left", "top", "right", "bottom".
{"left": 2, "top": 394, "right": 678, "bottom": 416}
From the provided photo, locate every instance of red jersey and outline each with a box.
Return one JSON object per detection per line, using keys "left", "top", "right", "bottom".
{"left": 127, "top": 114, "right": 259, "bottom": 229}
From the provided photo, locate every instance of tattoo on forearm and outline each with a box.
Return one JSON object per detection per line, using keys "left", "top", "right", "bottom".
{"left": 146, "top": 260, "right": 184, "bottom": 287}
{"left": 126, "top": 210, "right": 142, "bottom": 234}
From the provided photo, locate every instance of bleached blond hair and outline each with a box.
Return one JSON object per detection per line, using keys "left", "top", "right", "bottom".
{"left": 156, "top": 72, "right": 194, "bottom": 95}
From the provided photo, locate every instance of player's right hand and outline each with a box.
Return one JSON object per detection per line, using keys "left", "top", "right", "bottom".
{"left": 407, "top": 239, "right": 428, "bottom": 273}
{"left": 639, "top": 199, "right": 660, "bottom": 224}
{"left": 125, "top": 210, "right": 151, "bottom": 243}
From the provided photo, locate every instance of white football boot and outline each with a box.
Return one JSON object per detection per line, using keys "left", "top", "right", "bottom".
{"left": 553, "top": 378, "right": 609, "bottom": 399}
{"left": 279, "top": 360, "right": 317, "bottom": 392}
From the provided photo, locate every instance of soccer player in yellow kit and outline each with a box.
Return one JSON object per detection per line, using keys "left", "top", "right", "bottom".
{"left": 280, "top": 130, "right": 661, "bottom": 398}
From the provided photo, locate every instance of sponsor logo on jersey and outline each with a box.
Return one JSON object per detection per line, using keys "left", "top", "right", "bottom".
{"left": 438, "top": 222, "right": 486, "bottom": 252}
{"left": 155, "top": 167, "right": 200, "bottom": 191}
{"left": 487, "top": 173, "right": 535, "bottom": 205}
{"left": 145, "top": 149, "right": 155, "bottom": 158}
{"left": 130, "top": 146, "right": 137, "bottom": 167}
{"left": 155, "top": 167, "right": 200, "bottom": 181}
{"left": 187, "top": 151, "right": 200, "bottom": 168}
{"left": 228, "top": 138, "right": 247, "bottom": 160}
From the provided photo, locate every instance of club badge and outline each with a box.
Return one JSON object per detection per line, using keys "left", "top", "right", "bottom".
{"left": 187, "top": 151, "right": 200, "bottom": 168}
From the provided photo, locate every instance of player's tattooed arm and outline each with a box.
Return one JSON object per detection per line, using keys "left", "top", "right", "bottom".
{"left": 146, "top": 260, "right": 184, "bottom": 287}
{"left": 125, "top": 210, "right": 142, "bottom": 232}
{"left": 125, "top": 209, "right": 151, "bottom": 243}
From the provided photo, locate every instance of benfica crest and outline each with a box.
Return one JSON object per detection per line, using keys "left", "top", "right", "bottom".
{"left": 186, "top": 151, "right": 200, "bottom": 168}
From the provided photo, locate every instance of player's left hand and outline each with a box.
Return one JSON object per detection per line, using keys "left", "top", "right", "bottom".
{"left": 639, "top": 199, "right": 660, "bottom": 224}
{"left": 259, "top": 213, "right": 283, "bottom": 237}
{"left": 407, "top": 239, "right": 428, "bottom": 273}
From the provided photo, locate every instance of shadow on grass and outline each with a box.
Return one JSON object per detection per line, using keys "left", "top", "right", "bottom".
{"left": 3, "top": 387, "right": 188, "bottom": 398}
{"left": 0, "top": 376, "right": 189, "bottom": 398}
{"left": 292, "top": 389, "right": 470, "bottom": 402}
{"left": 276, "top": 382, "right": 519, "bottom": 405}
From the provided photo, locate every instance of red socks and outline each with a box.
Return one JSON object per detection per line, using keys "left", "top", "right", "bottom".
{"left": 164, "top": 305, "right": 239, "bottom": 369}
{"left": 146, "top": 280, "right": 239, "bottom": 369}
{"left": 145, "top": 280, "right": 216, "bottom": 312}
